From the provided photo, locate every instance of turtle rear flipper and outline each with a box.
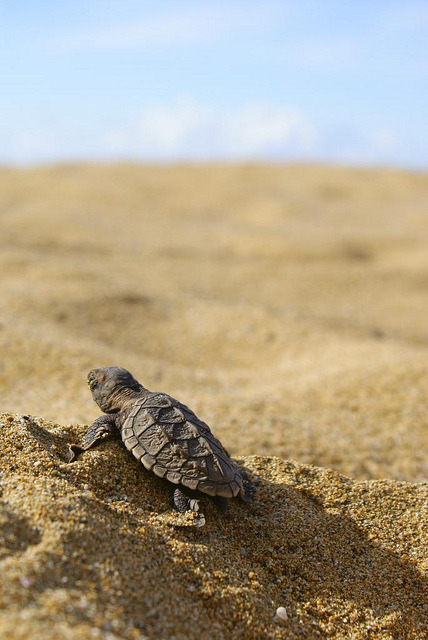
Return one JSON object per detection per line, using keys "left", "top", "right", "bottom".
{"left": 173, "top": 487, "right": 200, "bottom": 513}
{"left": 172, "top": 488, "right": 206, "bottom": 528}
{"left": 68, "top": 415, "right": 118, "bottom": 461}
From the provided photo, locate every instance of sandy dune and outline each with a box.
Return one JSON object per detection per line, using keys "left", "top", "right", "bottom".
{"left": 1, "top": 164, "right": 427, "bottom": 480}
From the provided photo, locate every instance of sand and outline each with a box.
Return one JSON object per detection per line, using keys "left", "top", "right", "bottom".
{"left": 0, "top": 164, "right": 427, "bottom": 638}
{"left": 0, "top": 413, "right": 426, "bottom": 640}
{"left": 0, "top": 164, "right": 427, "bottom": 481}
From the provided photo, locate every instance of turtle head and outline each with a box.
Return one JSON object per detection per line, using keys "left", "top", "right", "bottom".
{"left": 87, "top": 366, "right": 142, "bottom": 413}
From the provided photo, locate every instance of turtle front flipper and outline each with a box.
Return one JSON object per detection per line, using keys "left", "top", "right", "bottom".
{"left": 68, "top": 415, "right": 118, "bottom": 461}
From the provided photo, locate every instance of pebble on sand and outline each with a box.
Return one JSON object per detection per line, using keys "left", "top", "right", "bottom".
{"left": 275, "top": 606, "right": 288, "bottom": 622}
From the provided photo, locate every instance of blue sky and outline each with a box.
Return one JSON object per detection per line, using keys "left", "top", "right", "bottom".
{"left": 1, "top": 0, "right": 427, "bottom": 167}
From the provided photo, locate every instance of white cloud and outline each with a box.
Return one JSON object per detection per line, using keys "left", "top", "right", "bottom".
{"left": 226, "top": 104, "right": 316, "bottom": 154}
{"left": 371, "top": 129, "right": 397, "bottom": 153}
{"left": 4, "top": 98, "right": 316, "bottom": 164}
{"left": 138, "top": 100, "right": 214, "bottom": 155}
{"left": 133, "top": 98, "right": 317, "bottom": 159}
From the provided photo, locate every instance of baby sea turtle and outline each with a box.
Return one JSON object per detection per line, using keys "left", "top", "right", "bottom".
{"left": 72, "top": 366, "right": 251, "bottom": 520}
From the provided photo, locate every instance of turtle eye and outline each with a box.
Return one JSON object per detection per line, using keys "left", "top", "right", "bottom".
{"left": 87, "top": 373, "right": 98, "bottom": 390}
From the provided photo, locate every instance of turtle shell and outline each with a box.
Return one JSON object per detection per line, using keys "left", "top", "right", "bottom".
{"left": 120, "top": 393, "right": 243, "bottom": 498}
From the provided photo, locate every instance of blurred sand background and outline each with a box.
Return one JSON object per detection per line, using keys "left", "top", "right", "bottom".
{"left": 1, "top": 163, "right": 427, "bottom": 481}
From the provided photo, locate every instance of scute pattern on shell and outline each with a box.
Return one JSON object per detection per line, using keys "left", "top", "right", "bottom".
{"left": 121, "top": 393, "right": 243, "bottom": 498}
